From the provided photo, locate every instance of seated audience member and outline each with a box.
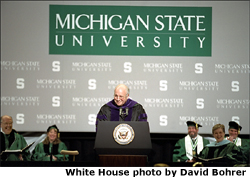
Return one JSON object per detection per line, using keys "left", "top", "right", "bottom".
{"left": 199, "top": 124, "right": 245, "bottom": 165}
{"left": 225, "top": 121, "right": 250, "bottom": 163}
{"left": 0, "top": 115, "right": 30, "bottom": 161}
{"left": 31, "top": 125, "right": 68, "bottom": 161}
{"left": 173, "top": 121, "right": 210, "bottom": 162}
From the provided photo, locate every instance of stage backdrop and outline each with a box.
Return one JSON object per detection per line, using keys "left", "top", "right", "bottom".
{"left": 1, "top": 1, "right": 249, "bottom": 134}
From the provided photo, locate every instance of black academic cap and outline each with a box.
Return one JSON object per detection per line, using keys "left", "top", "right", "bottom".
{"left": 47, "top": 124, "right": 59, "bottom": 133}
{"left": 186, "top": 121, "right": 202, "bottom": 129}
{"left": 229, "top": 121, "right": 242, "bottom": 131}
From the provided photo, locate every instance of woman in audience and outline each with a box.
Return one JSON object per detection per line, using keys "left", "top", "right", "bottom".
{"left": 31, "top": 125, "right": 68, "bottom": 161}
{"left": 198, "top": 124, "right": 245, "bottom": 165}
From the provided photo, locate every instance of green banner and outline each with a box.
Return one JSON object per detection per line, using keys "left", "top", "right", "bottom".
{"left": 49, "top": 5, "right": 212, "bottom": 56}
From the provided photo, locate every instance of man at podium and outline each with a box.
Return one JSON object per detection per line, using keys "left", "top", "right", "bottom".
{"left": 0, "top": 115, "right": 30, "bottom": 161}
{"left": 96, "top": 84, "right": 147, "bottom": 128}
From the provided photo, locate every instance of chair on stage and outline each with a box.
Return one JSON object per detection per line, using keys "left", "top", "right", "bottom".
{"left": 60, "top": 150, "right": 79, "bottom": 161}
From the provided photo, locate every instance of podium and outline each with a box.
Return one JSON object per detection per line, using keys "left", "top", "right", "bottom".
{"left": 94, "top": 121, "right": 152, "bottom": 166}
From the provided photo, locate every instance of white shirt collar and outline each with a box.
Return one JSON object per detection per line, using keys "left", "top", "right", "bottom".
{"left": 1, "top": 128, "right": 6, "bottom": 134}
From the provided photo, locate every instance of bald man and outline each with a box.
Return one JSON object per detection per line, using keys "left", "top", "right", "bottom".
{"left": 96, "top": 84, "right": 147, "bottom": 127}
{"left": 1, "top": 115, "right": 30, "bottom": 161}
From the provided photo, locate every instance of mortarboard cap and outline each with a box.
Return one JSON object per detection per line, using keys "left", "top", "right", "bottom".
{"left": 186, "top": 121, "right": 202, "bottom": 129}
{"left": 229, "top": 121, "right": 242, "bottom": 134}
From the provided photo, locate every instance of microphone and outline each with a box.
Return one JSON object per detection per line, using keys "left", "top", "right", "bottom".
{"left": 119, "top": 108, "right": 122, "bottom": 116}
{"left": 119, "top": 108, "right": 129, "bottom": 120}
{"left": 125, "top": 108, "right": 128, "bottom": 115}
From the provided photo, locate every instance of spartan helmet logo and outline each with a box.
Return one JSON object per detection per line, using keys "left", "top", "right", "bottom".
{"left": 119, "top": 131, "right": 128, "bottom": 139}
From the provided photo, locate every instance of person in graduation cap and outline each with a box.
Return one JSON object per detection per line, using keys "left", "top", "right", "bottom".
{"left": 96, "top": 84, "right": 147, "bottom": 128}
{"left": 31, "top": 125, "right": 69, "bottom": 161}
{"left": 198, "top": 123, "right": 245, "bottom": 165}
{"left": 225, "top": 121, "right": 250, "bottom": 163}
{"left": 172, "top": 121, "right": 210, "bottom": 162}
{"left": 0, "top": 115, "right": 30, "bottom": 161}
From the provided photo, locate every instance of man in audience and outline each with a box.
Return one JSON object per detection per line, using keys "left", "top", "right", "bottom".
{"left": 173, "top": 121, "right": 210, "bottom": 162}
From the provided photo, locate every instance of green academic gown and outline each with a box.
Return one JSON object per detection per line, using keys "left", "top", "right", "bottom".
{"left": 199, "top": 139, "right": 245, "bottom": 165}
{"left": 1, "top": 131, "right": 30, "bottom": 161}
{"left": 31, "top": 142, "right": 69, "bottom": 161}
{"left": 236, "top": 138, "right": 250, "bottom": 164}
{"left": 173, "top": 135, "right": 210, "bottom": 162}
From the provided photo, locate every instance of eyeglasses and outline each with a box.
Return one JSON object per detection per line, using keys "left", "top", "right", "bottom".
{"left": 114, "top": 95, "right": 124, "bottom": 99}
{"left": 2, "top": 122, "right": 13, "bottom": 126}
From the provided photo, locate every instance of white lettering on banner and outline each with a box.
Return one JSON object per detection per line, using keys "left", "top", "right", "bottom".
{"left": 108, "top": 80, "right": 147, "bottom": 90}
{"left": 72, "top": 62, "right": 112, "bottom": 67}
{"left": 215, "top": 64, "right": 250, "bottom": 74}
{"left": 56, "top": 14, "right": 205, "bottom": 32}
{"left": 16, "top": 78, "right": 25, "bottom": 89}
{"left": 55, "top": 35, "right": 64, "bottom": 46}
{"left": 52, "top": 96, "right": 60, "bottom": 107}
{"left": 16, "top": 113, "right": 25, "bottom": 124}
{"left": 155, "top": 15, "right": 205, "bottom": 31}
{"left": 36, "top": 114, "right": 77, "bottom": 125}
{"left": 36, "top": 79, "right": 77, "bottom": 89}
{"left": 159, "top": 80, "right": 168, "bottom": 91}
{"left": 144, "top": 63, "right": 183, "bottom": 68}
{"left": 180, "top": 116, "right": 219, "bottom": 121}
{"left": 52, "top": 61, "right": 60, "bottom": 72}
{"left": 56, "top": 35, "right": 205, "bottom": 48}
{"left": 196, "top": 98, "right": 204, "bottom": 109}
{"left": 195, "top": 63, "right": 203, "bottom": 74}
{"left": 36, "top": 120, "right": 76, "bottom": 124}
{"left": 159, "top": 115, "right": 168, "bottom": 126}
{"left": 179, "top": 81, "right": 219, "bottom": 91}
{"left": 88, "top": 79, "right": 96, "bottom": 90}
{"left": 36, "top": 114, "right": 76, "bottom": 119}
{"left": 88, "top": 114, "right": 96, "bottom": 125}
{"left": 143, "top": 63, "right": 183, "bottom": 73}
{"left": 1, "top": 61, "right": 40, "bottom": 71}
{"left": 217, "top": 99, "right": 250, "bottom": 104}
{"left": 72, "top": 62, "right": 112, "bottom": 72}
{"left": 37, "top": 79, "right": 76, "bottom": 84}
{"left": 216, "top": 99, "right": 249, "bottom": 109}
{"left": 145, "top": 98, "right": 183, "bottom": 104}
{"left": 144, "top": 98, "right": 184, "bottom": 108}
{"left": 215, "top": 64, "right": 250, "bottom": 69}
{"left": 179, "top": 81, "right": 219, "bottom": 87}
{"left": 72, "top": 97, "right": 112, "bottom": 107}
{"left": 231, "top": 81, "right": 239, "bottom": 92}
{"left": 72, "top": 97, "right": 111, "bottom": 102}
{"left": 1, "top": 96, "right": 40, "bottom": 106}
{"left": 124, "top": 62, "right": 132, "bottom": 73}
{"left": 36, "top": 79, "right": 76, "bottom": 89}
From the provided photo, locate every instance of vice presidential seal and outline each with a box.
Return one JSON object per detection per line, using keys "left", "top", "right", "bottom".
{"left": 113, "top": 123, "right": 135, "bottom": 145}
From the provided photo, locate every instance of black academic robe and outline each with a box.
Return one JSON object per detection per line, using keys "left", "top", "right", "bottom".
{"left": 96, "top": 98, "right": 147, "bottom": 127}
